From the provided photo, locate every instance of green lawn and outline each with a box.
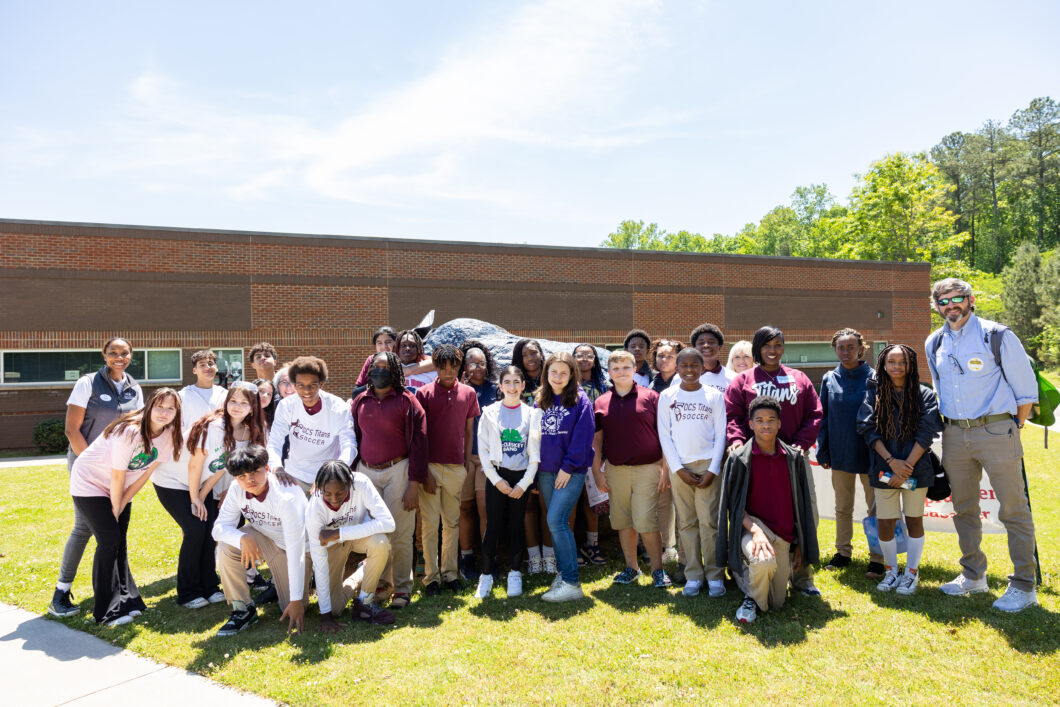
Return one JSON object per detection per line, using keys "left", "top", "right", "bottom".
{"left": 2, "top": 429, "right": 1058, "bottom": 705}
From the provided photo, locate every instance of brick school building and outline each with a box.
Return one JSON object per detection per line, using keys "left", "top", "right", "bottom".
{"left": 0, "top": 218, "right": 930, "bottom": 449}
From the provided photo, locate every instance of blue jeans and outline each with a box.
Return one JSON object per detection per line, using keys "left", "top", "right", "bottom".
{"left": 538, "top": 471, "right": 586, "bottom": 584}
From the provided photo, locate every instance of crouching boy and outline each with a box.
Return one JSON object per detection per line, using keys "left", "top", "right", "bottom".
{"left": 306, "top": 460, "right": 397, "bottom": 629}
{"left": 212, "top": 444, "right": 309, "bottom": 636}
{"left": 717, "top": 396, "right": 819, "bottom": 624}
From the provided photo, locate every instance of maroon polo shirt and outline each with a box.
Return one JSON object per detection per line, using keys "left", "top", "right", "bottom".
{"left": 593, "top": 384, "right": 662, "bottom": 466}
{"left": 351, "top": 388, "right": 409, "bottom": 466}
{"left": 416, "top": 380, "right": 480, "bottom": 464}
{"left": 746, "top": 441, "right": 796, "bottom": 543}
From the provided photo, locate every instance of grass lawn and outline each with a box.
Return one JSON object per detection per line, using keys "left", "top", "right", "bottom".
{"left": 2, "top": 428, "right": 1058, "bottom": 705}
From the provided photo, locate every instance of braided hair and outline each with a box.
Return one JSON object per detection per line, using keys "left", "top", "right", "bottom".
{"left": 314, "top": 459, "right": 354, "bottom": 491}
{"left": 371, "top": 351, "right": 406, "bottom": 390}
{"left": 873, "top": 344, "right": 921, "bottom": 442}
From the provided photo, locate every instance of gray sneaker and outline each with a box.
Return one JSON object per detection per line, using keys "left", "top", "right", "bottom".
{"left": 877, "top": 569, "right": 901, "bottom": 592}
{"left": 992, "top": 586, "right": 1038, "bottom": 613}
{"left": 939, "top": 573, "right": 989, "bottom": 596}
{"left": 542, "top": 580, "right": 584, "bottom": 603}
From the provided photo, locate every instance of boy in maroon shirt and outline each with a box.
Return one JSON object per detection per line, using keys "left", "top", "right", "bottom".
{"left": 416, "top": 345, "right": 481, "bottom": 595}
{"left": 717, "top": 396, "right": 819, "bottom": 624}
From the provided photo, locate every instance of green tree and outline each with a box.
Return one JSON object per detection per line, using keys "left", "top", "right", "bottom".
{"left": 1009, "top": 97, "right": 1060, "bottom": 249}
{"left": 600, "top": 220, "right": 664, "bottom": 249}
{"left": 1001, "top": 241, "right": 1042, "bottom": 347}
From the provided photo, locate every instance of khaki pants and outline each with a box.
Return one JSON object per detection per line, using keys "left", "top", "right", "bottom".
{"left": 324, "top": 534, "right": 390, "bottom": 615}
{"left": 420, "top": 463, "right": 467, "bottom": 585}
{"left": 735, "top": 518, "right": 792, "bottom": 612}
{"left": 218, "top": 528, "right": 310, "bottom": 611}
{"left": 943, "top": 421, "right": 1037, "bottom": 592}
{"left": 831, "top": 469, "right": 883, "bottom": 564}
{"left": 605, "top": 461, "right": 661, "bottom": 532}
{"left": 358, "top": 459, "right": 416, "bottom": 596}
{"left": 670, "top": 460, "right": 723, "bottom": 583}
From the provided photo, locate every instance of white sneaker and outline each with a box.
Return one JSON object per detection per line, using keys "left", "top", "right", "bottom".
{"left": 542, "top": 580, "right": 584, "bottom": 603}
{"left": 896, "top": 570, "right": 920, "bottom": 596}
{"left": 682, "top": 579, "right": 703, "bottom": 597}
{"left": 708, "top": 580, "right": 726, "bottom": 598}
{"left": 507, "top": 571, "right": 523, "bottom": 597}
{"left": 877, "top": 569, "right": 900, "bottom": 592}
{"left": 105, "top": 614, "right": 135, "bottom": 627}
{"left": 661, "top": 547, "right": 679, "bottom": 564}
{"left": 736, "top": 596, "right": 757, "bottom": 623}
{"left": 939, "top": 573, "right": 989, "bottom": 596}
{"left": 992, "top": 586, "right": 1038, "bottom": 613}
{"left": 549, "top": 573, "right": 564, "bottom": 591}
{"left": 207, "top": 591, "right": 226, "bottom": 604}
{"left": 543, "top": 555, "right": 558, "bottom": 574}
{"left": 475, "top": 574, "right": 494, "bottom": 599}
{"left": 527, "top": 556, "right": 543, "bottom": 574}
{"left": 181, "top": 597, "right": 209, "bottom": 609}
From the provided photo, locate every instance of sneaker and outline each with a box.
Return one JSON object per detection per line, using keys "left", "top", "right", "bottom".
{"left": 865, "top": 562, "right": 886, "bottom": 580}
{"left": 682, "top": 579, "right": 703, "bottom": 597}
{"left": 736, "top": 596, "right": 758, "bottom": 624}
{"left": 992, "top": 586, "right": 1038, "bottom": 613}
{"left": 877, "top": 569, "right": 901, "bottom": 592}
{"left": 104, "top": 613, "right": 135, "bottom": 628}
{"left": 256, "top": 584, "right": 278, "bottom": 604}
{"left": 389, "top": 593, "right": 411, "bottom": 609}
{"left": 527, "top": 556, "right": 543, "bottom": 574}
{"left": 577, "top": 552, "right": 588, "bottom": 568}
{"left": 248, "top": 573, "right": 271, "bottom": 590}
{"left": 939, "top": 573, "right": 989, "bottom": 596}
{"left": 673, "top": 563, "right": 687, "bottom": 586}
{"left": 661, "top": 547, "right": 679, "bottom": 564}
{"left": 584, "top": 542, "right": 605, "bottom": 565}
{"left": 708, "top": 580, "right": 726, "bottom": 598}
{"left": 352, "top": 598, "right": 395, "bottom": 625}
{"left": 217, "top": 605, "right": 258, "bottom": 636}
{"left": 798, "top": 582, "right": 822, "bottom": 597}
{"left": 48, "top": 588, "right": 79, "bottom": 618}
{"left": 506, "top": 571, "right": 523, "bottom": 598}
{"left": 180, "top": 596, "right": 209, "bottom": 609}
{"left": 543, "top": 555, "right": 558, "bottom": 574}
{"left": 896, "top": 569, "right": 920, "bottom": 596}
{"left": 549, "top": 573, "right": 564, "bottom": 591}
{"left": 206, "top": 591, "right": 226, "bottom": 604}
{"left": 444, "top": 578, "right": 465, "bottom": 593}
{"left": 542, "top": 580, "right": 585, "bottom": 603}
{"left": 459, "top": 554, "right": 480, "bottom": 581}
{"left": 825, "top": 553, "right": 851, "bottom": 570}
{"left": 475, "top": 574, "right": 494, "bottom": 599}
{"left": 651, "top": 569, "right": 672, "bottom": 589}
{"left": 612, "top": 567, "right": 642, "bottom": 585}
{"left": 423, "top": 582, "right": 441, "bottom": 597}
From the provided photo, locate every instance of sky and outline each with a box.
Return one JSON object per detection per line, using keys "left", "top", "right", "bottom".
{"left": 1, "top": 1, "right": 1058, "bottom": 248}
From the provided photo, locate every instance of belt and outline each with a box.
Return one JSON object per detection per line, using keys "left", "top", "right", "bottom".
{"left": 944, "top": 413, "right": 1011, "bottom": 429}
{"left": 361, "top": 455, "right": 408, "bottom": 470}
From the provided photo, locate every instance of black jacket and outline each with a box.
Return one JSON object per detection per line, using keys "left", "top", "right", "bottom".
{"left": 856, "top": 381, "right": 943, "bottom": 489}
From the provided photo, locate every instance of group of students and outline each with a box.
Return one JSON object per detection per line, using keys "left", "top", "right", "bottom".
{"left": 48, "top": 286, "right": 1041, "bottom": 634}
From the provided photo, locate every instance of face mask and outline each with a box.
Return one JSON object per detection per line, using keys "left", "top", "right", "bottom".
{"left": 368, "top": 368, "right": 393, "bottom": 389}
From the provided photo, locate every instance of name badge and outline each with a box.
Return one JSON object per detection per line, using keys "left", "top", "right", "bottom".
{"left": 967, "top": 357, "right": 984, "bottom": 372}
{"left": 777, "top": 376, "right": 792, "bottom": 384}
{"left": 100, "top": 394, "right": 112, "bottom": 401}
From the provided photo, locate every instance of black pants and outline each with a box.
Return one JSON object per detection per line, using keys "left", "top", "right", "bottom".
{"left": 482, "top": 467, "right": 530, "bottom": 576}
{"left": 154, "top": 484, "right": 220, "bottom": 603}
{"left": 72, "top": 496, "right": 146, "bottom": 624}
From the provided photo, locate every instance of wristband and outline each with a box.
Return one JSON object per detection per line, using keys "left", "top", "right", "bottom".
{"left": 884, "top": 456, "right": 894, "bottom": 464}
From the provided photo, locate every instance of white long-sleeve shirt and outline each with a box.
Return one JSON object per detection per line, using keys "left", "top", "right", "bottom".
{"left": 657, "top": 384, "right": 727, "bottom": 476}
{"left": 267, "top": 391, "right": 356, "bottom": 484}
{"left": 304, "top": 473, "right": 396, "bottom": 614}
{"left": 212, "top": 474, "right": 308, "bottom": 602}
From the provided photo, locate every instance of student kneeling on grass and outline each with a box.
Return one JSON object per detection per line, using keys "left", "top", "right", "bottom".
{"left": 717, "top": 396, "right": 820, "bottom": 624}
{"left": 212, "top": 444, "right": 309, "bottom": 636}
{"left": 306, "top": 460, "right": 396, "bottom": 629}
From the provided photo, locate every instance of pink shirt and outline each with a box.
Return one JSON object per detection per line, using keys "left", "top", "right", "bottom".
{"left": 70, "top": 426, "right": 175, "bottom": 498}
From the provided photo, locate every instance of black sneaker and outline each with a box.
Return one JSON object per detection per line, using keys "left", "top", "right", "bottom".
{"left": 865, "top": 562, "right": 886, "bottom": 580}
{"left": 353, "top": 598, "right": 395, "bottom": 625}
{"left": 256, "top": 584, "right": 278, "bottom": 604}
{"left": 424, "top": 581, "right": 441, "bottom": 597}
{"left": 248, "top": 573, "right": 271, "bottom": 590}
{"left": 459, "top": 554, "right": 480, "bottom": 581}
{"left": 217, "top": 605, "right": 258, "bottom": 636}
{"left": 48, "top": 588, "right": 79, "bottom": 618}
{"left": 825, "top": 553, "right": 851, "bottom": 570}
{"left": 444, "top": 578, "right": 465, "bottom": 593}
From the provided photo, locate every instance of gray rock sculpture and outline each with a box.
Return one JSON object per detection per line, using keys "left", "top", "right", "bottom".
{"left": 423, "top": 318, "right": 611, "bottom": 372}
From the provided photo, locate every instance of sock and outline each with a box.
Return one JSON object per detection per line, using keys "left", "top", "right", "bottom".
{"left": 543, "top": 545, "right": 555, "bottom": 559}
{"left": 359, "top": 590, "right": 373, "bottom": 602}
{"left": 528, "top": 546, "right": 541, "bottom": 560}
{"left": 56, "top": 581, "right": 72, "bottom": 592}
{"left": 461, "top": 549, "right": 473, "bottom": 558}
{"left": 905, "top": 534, "right": 925, "bottom": 572}
{"left": 246, "top": 567, "right": 259, "bottom": 580}
{"left": 586, "top": 531, "right": 599, "bottom": 545}
{"left": 879, "top": 538, "right": 898, "bottom": 572}
{"left": 231, "top": 600, "right": 247, "bottom": 613}
{"left": 509, "top": 570, "right": 521, "bottom": 577}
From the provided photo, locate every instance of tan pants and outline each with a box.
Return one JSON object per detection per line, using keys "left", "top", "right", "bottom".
{"left": 943, "top": 421, "right": 1037, "bottom": 592}
{"left": 358, "top": 459, "right": 416, "bottom": 596}
{"left": 420, "top": 462, "right": 467, "bottom": 585}
{"left": 735, "top": 518, "right": 792, "bottom": 612}
{"left": 323, "top": 534, "right": 390, "bottom": 615}
{"left": 831, "top": 469, "right": 883, "bottom": 563}
{"left": 670, "top": 460, "right": 723, "bottom": 583}
{"left": 218, "top": 528, "right": 310, "bottom": 611}
{"left": 605, "top": 461, "right": 661, "bottom": 532}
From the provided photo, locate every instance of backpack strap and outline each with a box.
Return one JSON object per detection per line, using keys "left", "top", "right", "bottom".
{"left": 984, "top": 323, "right": 1011, "bottom": 384}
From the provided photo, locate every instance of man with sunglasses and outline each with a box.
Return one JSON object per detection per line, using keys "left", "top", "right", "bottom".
{"left": 925, "top": 277, "right": 1039, "bottom": 612}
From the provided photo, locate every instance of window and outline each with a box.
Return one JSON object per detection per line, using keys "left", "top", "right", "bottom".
{"left": 781, "top": 342, "right": 836, "bottom": 366}
{"left": 214, "top": 349, "right": 244, "bottom": 385}
{"left": 1, "top": 349, "right": 182, "bottom": 385}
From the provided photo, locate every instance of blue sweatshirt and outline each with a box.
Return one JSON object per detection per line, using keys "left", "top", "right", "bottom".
{"left": 816, "top": 362, "right": 872, "bottom": 474}
{"left": 537, "top": 389, "right": 595, "bottom": 475}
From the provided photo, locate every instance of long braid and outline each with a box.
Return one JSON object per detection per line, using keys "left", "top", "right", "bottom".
{"left": 873, "top": 345, "right": 922, "bottom": 442}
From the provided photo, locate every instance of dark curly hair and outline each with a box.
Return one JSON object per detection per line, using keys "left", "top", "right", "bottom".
{"left": 370, "top": 351, "right": 405, "bottom": 390}
{"left": 512, "top": 338, "right": 544, "bottom": 387}
{"left": 459, "top": 339, "right": 497, "bottom": 382}
{"left": 431, "top": 343, "right": 463, "bottom": 370}
{"left": 397, "top": 329, "right": 426, "bottom": 362}
{"left": 831, "top": 328, "right": 868, "bottom": 360}
{"left": 649, "top": 338, "right": 684, "bottom": 372}
{"left": 573, "top": 343, "right": 607, "bottom": 394}
{"left": 289, "top": 355, "right": 328, "bottom": 384}
{"left": 873, "top": 344, "right": 922, "bottom": 442}
{"left": 690, "top": 323, "right": 725, "bottom": 349}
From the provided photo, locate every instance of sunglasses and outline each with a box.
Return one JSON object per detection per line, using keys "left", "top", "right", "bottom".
{"left": 936, "top": 295, "right": 967, "bottom": 306}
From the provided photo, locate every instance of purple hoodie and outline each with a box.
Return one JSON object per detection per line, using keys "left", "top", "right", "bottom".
{"left": 537, "top": 389, "right": 595, "bottom": 475}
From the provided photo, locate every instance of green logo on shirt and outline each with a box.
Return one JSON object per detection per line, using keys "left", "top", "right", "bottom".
{"left": 127, "top": 446, "right": 158, "bottom": 470}
{"left": 501, "top": 428, "right": 523, "bottom": 443}
{"left": 208, "top": 452, "right": 228, "bottom": 473}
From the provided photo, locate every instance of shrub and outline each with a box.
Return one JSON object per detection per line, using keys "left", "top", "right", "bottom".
{"left": 33, "top": 419, "right": 68, "bottom": 454}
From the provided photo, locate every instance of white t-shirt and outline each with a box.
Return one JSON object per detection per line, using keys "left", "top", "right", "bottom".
{"left": 657, "top": 384, "right": 727, "bottom": 476}
{"left": 213, "top": 474, "right": 308, "bottom": 602}
{"left": 70, "top": 425, "right": 176, "bottom": 498}
{"left": 181, "top": 418, "right": 249, "bottom": 499}
{"left": 267, "top": 391, "right": 357, "bottom": 484}
{"left": 152, "top": 384, "right": 226, "bottom": 490}
{"left": 67, "top": 373, "right": 139, "bottom": 406}
{"left": 669, "top": 366, "right": 735, "bottom": 396}
{"left": 403, "top": 365, "right": 437, "bottom": 390}
{"left": 304, "top": 473, "right": 396, "bottom": 614}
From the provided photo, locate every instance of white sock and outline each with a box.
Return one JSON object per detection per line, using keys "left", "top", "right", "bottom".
{"left": 527, "top": 546, "right": 541, "bottom": 560}
{"left": 905, "top": 534, "right": 925, "bottom": 572}
{"left": 460, "top": 549, "right": 473, "bottom": 558}
{"left": 543, "top": 545, "right": 555, "bottom": 559}
{"left": 509, "top": 570, "right": 522, "bottom": 577}
{"left": 359, "top": 590, "right": 373, "bottom": 602}
{"left": 586, "top": 531, "right": 599, "bottom": 545}
{"left": 879, "top": 538, "right": 898, "bottom": 572}
{"left": 56, "top": 581, "right": 72, "bottom": 592}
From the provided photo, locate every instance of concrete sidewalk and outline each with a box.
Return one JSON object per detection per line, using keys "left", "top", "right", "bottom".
{"left": 0, "top": 454, "right": 65, "bottom": 469}
{"left": 0, "top": 603, "right": 275, "bottom": 706}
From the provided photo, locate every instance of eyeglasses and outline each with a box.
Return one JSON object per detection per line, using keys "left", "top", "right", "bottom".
{"left": 948, "top": 354, "right": 965, "bottom": 375}
{"left": 465, "top": 362, "right": 487, "bottom": 370}
{"left": 936, "top": 296, "right": 967, "bottom": 306}
{"left": 573, "top": 353, "right": 595, "bottom": 360}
